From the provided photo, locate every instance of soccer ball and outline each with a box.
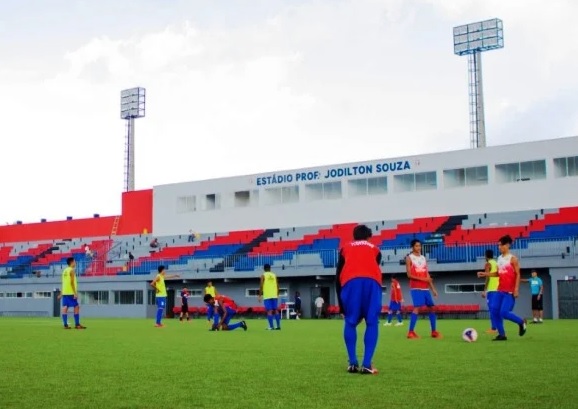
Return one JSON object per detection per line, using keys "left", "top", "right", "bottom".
{"left": 462, "top": 328, "right": 478, "bottom": 342}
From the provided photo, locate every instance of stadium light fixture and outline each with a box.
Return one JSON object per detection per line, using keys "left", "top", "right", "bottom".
{"left": 453, "top": 18, "right": 504, "bottom": 149}
{"left": 120, "top": 87, "right": 146, "bottom": 192}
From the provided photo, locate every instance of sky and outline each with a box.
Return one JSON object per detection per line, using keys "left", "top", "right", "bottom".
{"left": 1, "top": 0, "right": 577, "bottom": 223}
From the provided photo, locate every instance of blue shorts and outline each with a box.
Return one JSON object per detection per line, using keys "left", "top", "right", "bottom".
{"left": 264, "top": 298, "right": 278, "bottom": 311}
{"left": 410, "top": 290, "right": 434, "bottom": 308}
{"left": 61, "top": 295, "right": 78, "bottom": 308}
{"left": 340, "top": 278, "right": 382, "bottom": 326}
{"left": 220, "top": 307, "right": 236, "bottom": 326}
{"left": 388, "top": 301, "right": 401, "bottom": 311}
{"left": 156, "top": 297, "right": 167, "bottom": 309}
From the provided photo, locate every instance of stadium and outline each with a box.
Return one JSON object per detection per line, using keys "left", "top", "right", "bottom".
{"left": 2, "top": 6, "right": 578, "bottom": 409}
{"left": 1, "top": 136, "right": 578, "bottom": 320}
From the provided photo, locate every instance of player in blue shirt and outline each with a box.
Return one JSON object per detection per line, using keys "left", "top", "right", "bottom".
{"left": 521, "top": 270, "right": 544, "bottom": 323}
{"left": 179, "top": 288, "right": 190, "bottom": 322}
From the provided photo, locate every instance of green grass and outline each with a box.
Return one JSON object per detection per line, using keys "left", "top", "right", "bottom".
{"left": 1, "top": 317, "right": 577, "bottom": 409}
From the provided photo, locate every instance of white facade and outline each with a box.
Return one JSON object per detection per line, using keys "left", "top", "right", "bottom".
{"left": 153, "top": 136, "right": 578, "bottom": 235}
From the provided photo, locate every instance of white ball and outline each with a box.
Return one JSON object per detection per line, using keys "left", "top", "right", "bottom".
{"left": 462, "top": 328, "right": 478, "bottom": 342}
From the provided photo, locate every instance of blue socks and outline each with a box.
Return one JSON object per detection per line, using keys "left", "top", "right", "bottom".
{"left": 429, "top": 312, "right": 437, "bottom": 331}
{"left": 409, "top": 313, "right": 418, "bottom": 331}
{"left": 228, "top": 322, "right": 242, "bottom": 330}
{"left": 267, "top": 315, "right": 274, "bottom": 329}
{"left": 156, "top": 308, "right": 163, "bottom": 325}
{"left": 74, "top": 313, "right": 80, "bottom": 326}
{"left": 274, "top": 313, "right": 281, "bottom": 329}
{"left": 213, "top": 314, "right": 220, "bottom": 327}
{"left": 362, "top": 322, "right": 378, "bottom": 368}
{"left": 62, "top": 313, "right": 68, "bottom": 327}
{"left": 344, "top": 322, "right": 358, "bottom": 365}
{"left": 387, "top": 313, "right": 393, "bottom": 324}
{"left": 397, "top": 313, "right": 403, "bottom": 323}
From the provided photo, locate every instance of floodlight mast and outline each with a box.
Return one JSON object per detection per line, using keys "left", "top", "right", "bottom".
{"left": 453, "top": 18, "right": 504, "bottom": 148}
{"left": 120, "top": 87, "right": 146, "bottom": 192}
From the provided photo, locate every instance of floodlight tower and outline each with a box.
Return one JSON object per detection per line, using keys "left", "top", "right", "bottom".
{"left": 453, "top": 18, "right": 504, "bottom": 148}
{"left": 120, "top": 87, "right": 146, "bottom": 192}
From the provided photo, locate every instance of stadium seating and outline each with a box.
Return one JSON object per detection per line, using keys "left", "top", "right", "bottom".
{"left": 1, "top": 206, "right": 577, "bottom": 277}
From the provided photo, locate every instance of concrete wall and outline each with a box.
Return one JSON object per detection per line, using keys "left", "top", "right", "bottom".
{"left": 153, "top": 137, "right": 578, "bottom": 235}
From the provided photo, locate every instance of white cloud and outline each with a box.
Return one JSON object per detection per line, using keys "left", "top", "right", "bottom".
{"left": 0, "top": 0, "right": 577, "bottom": 223}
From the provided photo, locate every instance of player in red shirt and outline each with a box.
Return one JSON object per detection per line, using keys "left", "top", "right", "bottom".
{"left": 384, "top": 275, "right": 404, "bottom": 326}
{"left": 406, "top": 239, "right": 441, "bottom": 339}
{"left": 336, "top": 224, "right": 382, "bottom": 375}
{"left": 488, "top": 235, "right": 527, "bottom": 341}
{"left": 203, "top": 294, "right": 247, "bottom": 331}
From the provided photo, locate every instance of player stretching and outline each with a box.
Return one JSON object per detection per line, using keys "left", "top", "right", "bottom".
{"left": 150, "top": 266, "right": 180, "bottom": 328}
{"left": 490, "top": 235, "right": 527, "bottom": 341}
{"left": 384, "top": 275, "right": 404, "bottom": 326}
{"left": 406, "top": 239, "right": 441, "bottom": 339}
{"left": 204, "top": 294, "right": 247, "bottom": 331}
{"left": 336, "top": 224, "right": 382, "bottom": 375}
{"left": 179, "top": 288, "right": 190, "bottom": 322}
{"left": 259, "top": 264, "right": 281, "bottom": 330}
{"left": 476, "top": 249, "right": 499, "bottom": 334}
{"left": 59, "top": 257, "right": 86, "bottom": 329}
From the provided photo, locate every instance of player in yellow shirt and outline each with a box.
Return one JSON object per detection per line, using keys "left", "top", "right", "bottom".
{"left": 204, "top": 281, "right": 218, "bottom": 326}
{"left": 150, "top": 265, "right": 180, "bottom": 327}
{"left": 477, "top": 249, "right": 499, "bottom": 334}
{"left": 258, "top": 264, "right": 281, "bottom": 330}
{"left": 59, "top": 257, "right": 86, "bottom": 329}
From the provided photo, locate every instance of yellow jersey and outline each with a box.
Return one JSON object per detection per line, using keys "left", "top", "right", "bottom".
{"left": 205, "top": 286, "right": 216, "bottom": 297}
{"left": 486, "top": 259, "right": 499, "bottom": 292}
{"left": 262, "top": 272, "right": 278, "bottom": 300}
{"left": 61, "top": 267, "right": 76, "bottom": 295}
{"left": 155, "top": 274, "right": 167, "bottom": 297}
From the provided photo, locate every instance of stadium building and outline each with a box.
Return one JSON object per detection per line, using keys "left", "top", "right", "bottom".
{"left": 1, "top": 136, "right": 577, "bottom": 320}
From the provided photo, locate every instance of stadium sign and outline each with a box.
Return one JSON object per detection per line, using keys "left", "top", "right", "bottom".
{"left": 255, "top": 160, "right": 411, "bottom": 186}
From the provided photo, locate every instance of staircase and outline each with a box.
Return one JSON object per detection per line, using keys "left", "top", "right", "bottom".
{"left": 432, "top": 215, "right": 468, "bottom": 237}
{"left": 210, "top": 229, "right": 280, "bottom": 272}
{"left": 111, "top": 216, "right": 120, "bottom": 236}
{"left": 84, "top": 240, "right": 113, "bottom": 276}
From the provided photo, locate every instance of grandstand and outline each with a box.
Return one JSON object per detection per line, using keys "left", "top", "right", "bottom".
{"left": 1, "top": 137, "right": 577, "bottom": 319}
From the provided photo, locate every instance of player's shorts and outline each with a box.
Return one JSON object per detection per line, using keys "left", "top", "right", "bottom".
{"left": 264, "top": 298, "right": 278, "bottom": 311}
{"left": 531, "top": 294, "right": 543, "bottom": 310}
{"left": 221, "top": 307, "right": 236, "bottom": 326}
{"left": 156, "top": 297, "right": 166, "bottom": 309}
{"left": 340, "top": 277, "right": 382, "bottom": 326}
{"left": 61, "top": 295, "right": 78, "bottom": 308}
{"left": 181, "top": 304, "right": 189, "bottom": 314}
{"left": 410, "top": 289, "right": 435, "bottom": 308}
{"left": 388, "top": 301, "right": 401, "bottom": 312}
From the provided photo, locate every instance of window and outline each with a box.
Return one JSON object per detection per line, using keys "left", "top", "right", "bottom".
{"left": 245, "top": 288, "right": 289, "bottom": 297}
{"left": 148, "top": 290, "right": 156, "bottom": 305}
{"left": 204, "top": 194, "right": 220, "bottom": 211}
{"left": 234, "top": 191, "right": 251, "bottom": 207}
{"left": 80, "top": 291, "right": 109, "bottom": 305}
{"left": 554, "top": 156, "right": 578, "bottom": 178}
{"left": 496, "top": 160, "right": 546, "bottom": 183}
{"left": 113, "top": 290, "right": 143, "bottom": 305}
{"left": 264, "top": 186, "right": 299, "bottom": 205}
{"left": 393, "top": 173, "right": 414, "bottom": 192}
{"left": 34, "top": 292, "right": 52, "bottom": 299}
{"left": 0, "top": 293, "right": 3, "bottom": 298}
{"left": 188, "top": 289, "right": 204, "bottom": 297}
{"left": 305, "top": 182, "right": 342, "bottom": 201}
{"left": 445, "top": 283, "right": 485, "bottom": 293}
{"left": 177, "top": 196, "right": 196, "bottom": 213}
{"left": 5, "top": 292, "right": 18, "bottom": 298}
{"left": 381, "top": 286, "right": 387, "bottom": 294}
{"left": 349, "top": 177, "right": 387, "bottom": 197}
{"left": 25, "top": 292, "right": 33, "bottom": 298}
{"left": 394, "top": 172, "right": 437, "bottom": 192}
{"left": 415, "top": 172, "right": 437, "bottom": 191}
{"left": 444, "top": 166, "right": 488, "bottom": 188}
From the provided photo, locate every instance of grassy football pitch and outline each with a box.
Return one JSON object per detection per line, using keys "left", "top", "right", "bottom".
{"left": 1, "top": 317, "right": 577, "bottom": 409}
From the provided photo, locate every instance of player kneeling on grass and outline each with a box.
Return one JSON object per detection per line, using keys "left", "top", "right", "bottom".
{"left": 335, "top": 224, "right": 382, "bottom": 375}
{"left": 204, "top": 294, "right": 247, "bottom": 332}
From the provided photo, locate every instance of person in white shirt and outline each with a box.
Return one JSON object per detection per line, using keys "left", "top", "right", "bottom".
{"left": 314, "top": 296, "right": 325, "bottom": 319}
